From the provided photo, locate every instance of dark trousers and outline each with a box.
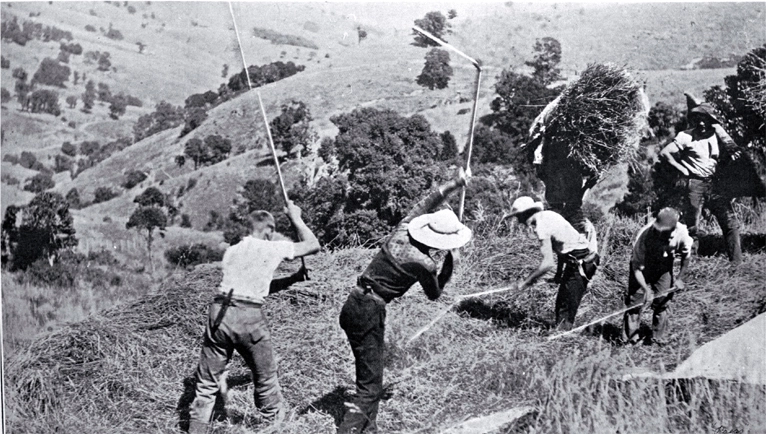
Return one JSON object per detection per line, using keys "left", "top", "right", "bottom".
{"left": 189, "top": 302, "right": 283, "bottom": 428}
{"left": 338, "top": 289, "right": 387, "bottom": 434}
{"left": 678, "top": 178, "right": 742, "bottom": 264}
{"left": 555, "top": 258, "right": 598, "bottom": 330}
{"left": 622, "top": 265, "right": 674, "bottom": 343}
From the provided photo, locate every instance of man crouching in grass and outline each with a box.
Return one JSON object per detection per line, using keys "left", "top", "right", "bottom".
{"left": 186, "top": 202, "right": 320, "bottom": 434}
{"left": 338, "top": 169, "right": 471, "bottom": 434}
{"left": 508, "top": 196, "right": 600, "bottom": 331}
{"left": 623, "top": 207, "right": 691, "bottom": 346}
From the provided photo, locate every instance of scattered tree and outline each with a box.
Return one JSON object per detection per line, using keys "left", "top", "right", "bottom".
{"left": 24, "top": 173, "right": 55, "bottom": 193}
{"left": 65, "top": 188, "right": 81, "bottom": 209}
{"left": 12, "top": 67, "right": 27, "bottom": 81}
{"left": 65, "top": 95, "right": 77, "bottom": 108}
{"left": 417, "top": 48, "right": 453, "bottom": 90}
{"left": 1, "top": 88, "right": 11, "bottom": 104}
{"left": 97, "top": 52, "right": 111, "bottom": 71}
{"left": 525, "top": 37, "right": 562, "bottom": 86}
{"left": 122, "top": 170, "right": 147, "bottom": 189}
{"left": 413, "top": 11, "right": 450, "bottom": 47}
{"left": 81, "top": 80, "right": 96, "bottom": 112}
{"left": 448, "top": 9, "right": 457, "bottom": 19}
{"left": 92, "top": 186, "right": 119, "bottom": 204}
{"left": 109, "top": 94, "right": 127, "bottom": 119}
{"left": 357, "top": 26, "right": 367, "bottom": 44}
{"left": 1, "top": 55, "right": 9, "bottom": 69}
{"left": 32, "top": 57, "right": 70, "bottom": 87}
{"left": 1, "top": 192, "right": 78, "bottom": 270}
{"left": 270, "top": 100, "right": 317, "bottom": 160}
{"left": 126, "top": 205, "right": 166, "bottom": 273}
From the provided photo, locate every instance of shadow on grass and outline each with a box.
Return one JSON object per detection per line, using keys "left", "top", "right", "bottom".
{"left": 299, "top": 385, "right": 347, "bottom": 427}
{"left": 698, "top": 233, "right": 765, "bottom": 257}
{"left": 176, "top": 373, "right": 253, "bottom": 431}
{"left": 455, "top": 298, "right": 553, "bottom": 330}
{"left": 583, "top": 322, "right": 656, "bottom": 346}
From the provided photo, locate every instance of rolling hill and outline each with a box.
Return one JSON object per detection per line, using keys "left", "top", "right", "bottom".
{"left": 3, "top": 2, "right": 760, "bottom": 230}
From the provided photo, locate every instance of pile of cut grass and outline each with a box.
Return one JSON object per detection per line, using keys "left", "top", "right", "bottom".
{"left": 547, "top": 63, "right": 650, "bottom": 179}
{"left": 6, "top": 216, "right": 766, "bottom": 433}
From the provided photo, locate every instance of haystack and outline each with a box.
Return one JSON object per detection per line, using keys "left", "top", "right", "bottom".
{"left": 541, "top": 63, "right": 650, "bottom": 179}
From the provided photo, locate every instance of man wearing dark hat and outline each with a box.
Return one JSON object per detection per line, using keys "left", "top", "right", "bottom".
{"left": 623, "top": 207, "right": 693, "bottom": 345}
{"left": 508, "top": 196, "right": 600, "bottom": 331}
{"left": 658, "top": 94, "right": 742, "bottom": 266}
{"left": 338, "top": 169, "right": 471, "bottom": 434}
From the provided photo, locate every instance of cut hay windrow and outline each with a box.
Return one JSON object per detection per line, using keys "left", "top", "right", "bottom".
{"left": 544, "top": 63, "right": 650, "bottom": 178}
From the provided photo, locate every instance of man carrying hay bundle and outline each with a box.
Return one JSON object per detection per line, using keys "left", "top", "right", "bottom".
{"left": 508, "top": 196, "right": 599, "bottom": 331}
{"left": 656, "top": 93, "right": 743, "bottom": 267}
{"left": 186, "top": 203, "right": 320, "bottom": 434}
{"left": 528, "top": 63, "right": 650, "bottom": 233}
{"left": 338, "top": 169, "right": 471, "bottom": 434}
{"left": 623, "top": 207, "right": 692, "bottom": 345}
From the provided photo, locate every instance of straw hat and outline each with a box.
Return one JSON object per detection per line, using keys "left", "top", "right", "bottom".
{"left": 508, "top": 196, "right": 544, "bottom": 217}
{"left": 652, "top": 208, "right": 679, "bottom": 232}
{"left": 408, "top": 209, "right": 472, "bottom": 250}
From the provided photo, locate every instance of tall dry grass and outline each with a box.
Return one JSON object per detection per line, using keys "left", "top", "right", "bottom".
{"left": 4, "top": 213, "right": 765, "bottom": 433}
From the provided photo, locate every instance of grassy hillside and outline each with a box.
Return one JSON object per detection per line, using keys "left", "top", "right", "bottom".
{"left": 5, "top": 215, "right": 766, "bottom": 433}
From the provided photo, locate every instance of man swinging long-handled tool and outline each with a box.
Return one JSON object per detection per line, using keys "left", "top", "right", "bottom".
{"left": 338, "top": 169, "right": 471, "bottom": 434}
{"left": 184, "top": 5, "right": 321, "bottom": 434}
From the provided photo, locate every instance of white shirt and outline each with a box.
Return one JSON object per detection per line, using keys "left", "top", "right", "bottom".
{"left": 219, "top": 236, "right": 295, "bottom": 304}
{"left": 529, "top": 211, "right": 595, "bottom": 255}
{"left": 666, "top": 130, "right": 719, "bottom": 178}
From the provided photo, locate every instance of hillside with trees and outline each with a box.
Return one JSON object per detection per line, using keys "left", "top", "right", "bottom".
{"left": 1, "top": 2, "right": 765, "bottom": 433}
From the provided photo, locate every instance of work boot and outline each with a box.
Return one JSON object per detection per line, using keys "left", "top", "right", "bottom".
{"left": 187, "top": 420, "right": 209, "bottom": 434}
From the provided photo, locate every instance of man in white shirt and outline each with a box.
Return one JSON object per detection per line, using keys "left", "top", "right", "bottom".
{"left": 657, "top": 94, "right": 743, "bottom": 267}
{"left": 187, "top": 202, "right": 320, "bottom": 434}
{"left": 623, "top": 207, "right": 692, "bottom": 345}
{"left": 509, "top": 196, "right": 599, "bottom": 331}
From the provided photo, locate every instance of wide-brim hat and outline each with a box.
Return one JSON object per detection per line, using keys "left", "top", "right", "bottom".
{"left": 685, "top": 92, "right": 719, "bottom": 123}
{"left": 689, "top": 103, "right": 720, "bottom": 123}
{"left": 508, "top": 196, "right": 544, "bottom": 217}
{"left": 408, "top": 209, "right": 472, "bottom": 250}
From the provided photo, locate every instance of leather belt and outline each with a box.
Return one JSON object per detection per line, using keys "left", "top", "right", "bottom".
{"left": 353, "top": 285, "right": 386, "bottom": 305}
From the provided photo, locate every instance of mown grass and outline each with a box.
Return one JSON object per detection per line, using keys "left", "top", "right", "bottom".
{"left": 4, "top": 213, "right": 765, "bottom": 433}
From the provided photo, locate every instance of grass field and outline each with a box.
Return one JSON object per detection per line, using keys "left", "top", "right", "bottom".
{"left": 4, "top": 212, "right": 765, "bottom": 433}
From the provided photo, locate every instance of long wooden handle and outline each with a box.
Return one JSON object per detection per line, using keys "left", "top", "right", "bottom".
{"left": 228, "top": 2, "right": 307, "bottom": 274}
{"left": 547, "top": 286, "right": 681, "bottom": 341}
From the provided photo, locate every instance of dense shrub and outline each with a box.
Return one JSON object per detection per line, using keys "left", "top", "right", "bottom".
{"left": 92, "top": 187, "right": 119, "bottom": 204}
{"left": 270, "top": 100, "right": 317, "bottom": 160}
{"left": 293, "top": 107, "right": 450, "bottom": 247}
{"left": 23, "top": 173, "right": 55, "bottom": 193}
{"left": 133, "top": 101, "right": 184, "bottom": 142}
{"left": 226, "top": 61, "right": 305, "bottom": 93}
{"left": 32, "top": 58, "right": 70, "bottom": 87}
{"left": 1, "top": 192, "right": 77, "bottom": 270}
{"left": 164, "top": 243, "right": 224, "bottom": 268}
{"left": 251, "top": 27, "right": 318, "bottom": 49}
{"left": 27, "top": 89, "right": 61, "bottom": 116}
{"left": 122, "top": 170, "right": 147, "bottom": 189}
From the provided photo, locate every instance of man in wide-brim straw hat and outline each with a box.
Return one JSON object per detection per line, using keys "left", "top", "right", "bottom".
{"left": 338, "top": 169, "right": 471, "bottom": 434}
{"left": 623, "top": 207, "right": 692, "bottom": 345}
{"left": 657, "top": 93, "right": 742, "bottom": 267}
{"left": 507, "top": 196, "right": 599, "bottom": 331}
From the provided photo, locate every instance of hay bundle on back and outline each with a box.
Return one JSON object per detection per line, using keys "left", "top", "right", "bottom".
{"left": 544, "top": 63, "right": 650, "bottom": 178}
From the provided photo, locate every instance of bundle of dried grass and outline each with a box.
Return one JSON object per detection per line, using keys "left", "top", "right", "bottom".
{"left": 545, "top": 63, "right": 650, "bottom": 178}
